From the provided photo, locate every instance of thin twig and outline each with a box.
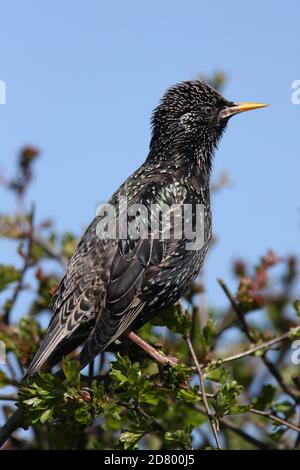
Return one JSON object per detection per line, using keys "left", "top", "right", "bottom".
{"left": 116, "top": 401, "right": 189, "bottom": 449}
{"left": 0, "top": 215, "right": 68, "bottom": 269}
{"left": 136, "top": 404, "right": 166, "bottom": 433}
{"left": 2, "top": 208, "right": 35, "bottom": 324}
{"left": 0, "top": 394, "right": 18, "bottom": 402}
{"left": 194, "top": 402, "right": 295, "bottom": 448}
{"left": 218, "top": 279, "right": 251, "bottom": 338}
{"left": 220, "top": 418, "right": 276, "bottom": 450}
{"left": 207, "top": 326, "right": 300, "bottom": 367}
{"left": 32, "top": 234, "right": 68, "bottom": 268}
{"left": 186, "top": 336, "right": 222, "bottom": 450}
{"left": 218, "top": 278, "right": 300, "bottom": 401}
{"left": 250, "top": 408, "right": 300, "bottom": 434}
{"left": 211, "top": 172, "right": 230, "bottom": 194}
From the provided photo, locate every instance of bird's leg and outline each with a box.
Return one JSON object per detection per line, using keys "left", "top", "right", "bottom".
{"left": 126, "top": 331, "right": 178, "bottom": 366}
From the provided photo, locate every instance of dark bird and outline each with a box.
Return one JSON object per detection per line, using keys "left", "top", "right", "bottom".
{"left": 0, "top": 80, "right": 267, "bottom": 446}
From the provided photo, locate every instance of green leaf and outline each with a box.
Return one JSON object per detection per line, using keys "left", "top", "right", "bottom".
{"left": 206, "top": 366, "right": 228, "bottom": 384}
{"left": 61, "top": 232, "right": 77, "bottom": 259}
{"left": 151, "top": 304, "right": 191, "bottom": 336}
{"left": 119, "top": 431, "right": 145, "bottom": 450}
{"left": 165, "top": 425, "right": 192, "bottom": 448}
{"left": 229, "top": 404, "right": 251, "bottom": 415}
{"left": 40, "top": 408, "right": 53, "bottom": 424}
{"left": 74, "top": 406, "right": 92, "bottom": 425}
{"left": 272, "top": 400, "right": 294, "bottom": 415}
{"left": 252, "top": 384, "right": 276, "bottom": 411}
{"left": 214, "top": 381, "right": 244, "bottom": 418}
{"left": 23, "top": 397, "right": 42, "bottom": 407}
{"left": 191, "top": 313, "right": 217, "bottom": 359}
{"left": 62, "top": 357, "right": 81, "bottom": 387}
{"left": 139, "top": 390, "right": 160, "bottom": 406}
{"left": 110, "top": 353, "right": 141, "bottom": 388}
{"left": 176, "top": 387, "right": 200, "bottom": 403}
{"left": 202, "top": 319, "right": 217, "bottom": 348}
{"left": 165, "top": 363, "right": 193, "bottom": 387}
{"left": 293, "top": 300, "right": 300, "bottom": 318}
{"left": 0, "top": 264, "right": 22, "bottom": 292}
{"left": 0, "top": 369, "right": 10, "bottom": 388}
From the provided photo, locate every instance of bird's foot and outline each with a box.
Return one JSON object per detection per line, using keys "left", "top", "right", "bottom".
{"left": 126, "top": 331, "right": 178, "bottom": 366}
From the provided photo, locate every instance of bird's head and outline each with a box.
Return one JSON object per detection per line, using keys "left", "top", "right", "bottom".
{"left": 149, "top": 80, "right": 268, "bottom": 172}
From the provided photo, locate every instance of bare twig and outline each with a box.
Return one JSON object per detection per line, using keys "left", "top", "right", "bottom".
{"left": 136, "top": 404, "right": 166, "bottom": 434}
{"left": 2, "top": 208, "right": 35, "bottom": 324}
{"left": 186, "top": 336, "right": 222, "bottom": 450}
{"left": 220, "top": 418, "right": 276, "bottom": 450}
{"left": 0, "top": 215, "right": 68, "bottom": 269}
{"left": 211, "top": 172, "right": 230, "bottom": 194}
{"left": 217, "top": 279, "right": 252, "bottom": 338}
{"left": 194, "top": 402, "right": 296, "bottom": 447}
{"left": 250, "top": 408, "right": 300, "bottom": 434}
{"left": 0, "top": 395, "right": 18, "bottom": 402}
{"left": 207, "top": 325, "right": 300, "bottom": 367}
{"left": 218, "top": 278, "right": 300, "bottom": 401}
{"left": 32, "top": 234, "right": 68, "bottom": 268}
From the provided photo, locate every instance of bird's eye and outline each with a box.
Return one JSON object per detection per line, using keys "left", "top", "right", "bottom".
{"left": 204, "top": 106, "right": 213, "bottom": 115}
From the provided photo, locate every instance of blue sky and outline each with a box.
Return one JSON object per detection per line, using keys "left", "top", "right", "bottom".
{"left": 0, "top": 1, "right": 300, "bottom": 307}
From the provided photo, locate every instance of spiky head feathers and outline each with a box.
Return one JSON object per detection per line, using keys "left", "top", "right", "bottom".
{"left": 149, "top": 80, "right": 233, "bottom": 168}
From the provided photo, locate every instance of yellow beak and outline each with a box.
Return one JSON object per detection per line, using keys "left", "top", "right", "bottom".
{"left": 220, "top": 101, "right": 269, "bottom": 119}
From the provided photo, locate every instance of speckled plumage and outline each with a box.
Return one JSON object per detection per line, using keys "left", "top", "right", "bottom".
{"left": 25, "top": 80, "right": 234, "bottom": 376}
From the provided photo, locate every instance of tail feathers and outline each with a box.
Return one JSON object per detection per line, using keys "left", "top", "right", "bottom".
{"left": 24, "top": 325, "right": 67, "bottom": 378}
{"left": 0, "top": 408, "right": 24, "bottom": 448}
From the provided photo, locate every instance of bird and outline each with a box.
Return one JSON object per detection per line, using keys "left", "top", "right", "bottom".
{"left": 0, "top": 80, "right": 267, "bottom": 446}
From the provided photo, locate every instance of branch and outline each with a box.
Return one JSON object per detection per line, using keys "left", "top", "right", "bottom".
{"left": 32, "top": 234, "right": 68, "bottom": 268}
{"left": 250, "top": 408, "right": 300, "bottom": 434}
{"left": 0, "top": 216, "right": 68, "bottom": 269}
{"left": 2, "top": 208, "right": 35, "bottom": 324}
{"left": 186, "top": 336, "right": 222, "bottom": 450}
{"left": 207, "top": 325, "right": 300, "bottom": 368}
{"left": 220, "top": 418, "right": 276, "bottom": 450}
{"left": 218, "top": 278, "right": 300, "bottom": 401}
{"left": 217, "top": 279, "right": 252, "bottom": 338}
{"left": 0, "top": 394, "right": 18, "bottom": 402}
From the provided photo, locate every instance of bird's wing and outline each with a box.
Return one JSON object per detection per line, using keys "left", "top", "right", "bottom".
{"left": 78, "top": 178, "right": 186, "bottom": 366}
{"left": 25, "top": 218, "right": 112, "bottom": 377}
{"left": 78, "top": 234, "right": 164, "bottom": 367}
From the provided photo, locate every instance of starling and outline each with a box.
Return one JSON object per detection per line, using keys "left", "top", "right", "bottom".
{"left": 0, "top": 80, "right": 267, "bottom": 445}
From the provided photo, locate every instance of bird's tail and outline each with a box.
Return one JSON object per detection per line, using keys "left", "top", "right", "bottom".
{"left": 24, "top": 323, "right": 66, "bottom": 379}
{"left": 0, "top": 408, "right": 24, "bottom": 448}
